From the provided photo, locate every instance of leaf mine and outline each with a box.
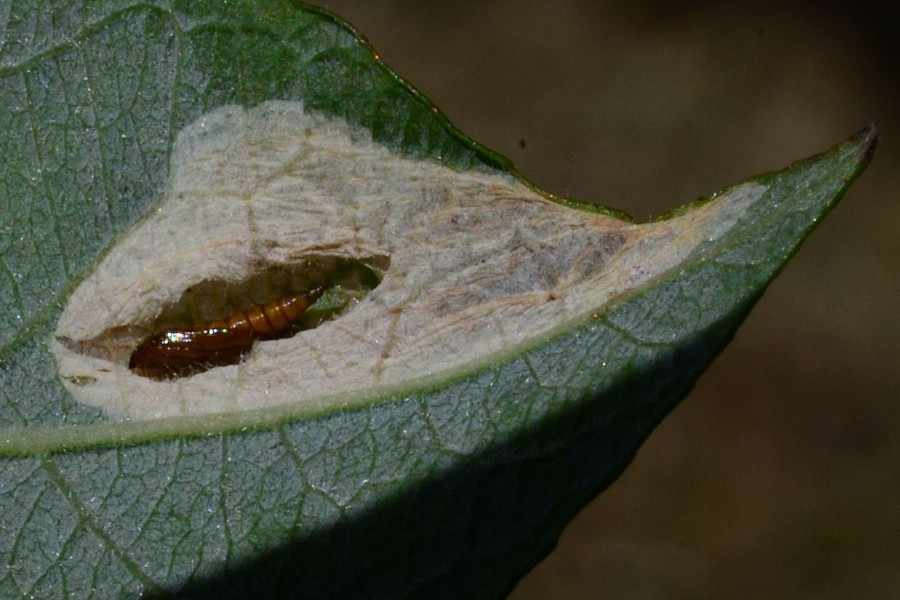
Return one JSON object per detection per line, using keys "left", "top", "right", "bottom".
{"left": 51, "top": 101, "right": 765, "bottom": 421}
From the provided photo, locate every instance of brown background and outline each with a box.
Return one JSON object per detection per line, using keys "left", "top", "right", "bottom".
{"left": 321, "top": 2, "right": 899, "bottom": 597}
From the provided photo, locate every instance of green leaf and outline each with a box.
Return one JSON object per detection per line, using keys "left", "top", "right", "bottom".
{"left": 0, "top": 2, "right": 875, "bottom": 598}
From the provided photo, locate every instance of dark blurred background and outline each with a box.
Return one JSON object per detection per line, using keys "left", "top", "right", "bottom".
{"left": 322, "top": 2, "right": 899, "bottom": 597}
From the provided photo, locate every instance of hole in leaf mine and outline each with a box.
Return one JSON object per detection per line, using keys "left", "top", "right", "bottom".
{"left": 61, "top": 255, "right": 387, "bottom": 380}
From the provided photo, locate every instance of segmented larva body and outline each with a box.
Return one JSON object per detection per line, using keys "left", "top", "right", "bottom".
{"left": 129, "top": 287, "right": 324, "bottom": 380}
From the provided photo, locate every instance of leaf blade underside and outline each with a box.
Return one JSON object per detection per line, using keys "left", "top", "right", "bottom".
{"left": 0, "top": 2, "right": 875, "bottom": 598}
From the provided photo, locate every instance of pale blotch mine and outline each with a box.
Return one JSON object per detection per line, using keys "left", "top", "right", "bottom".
{"left": 51, "top": 101, "right": 765, "bottom": 420}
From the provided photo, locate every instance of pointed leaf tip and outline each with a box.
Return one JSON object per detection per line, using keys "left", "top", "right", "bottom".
{"left": 855, "top": 123, "right": 879, "bottom": 163}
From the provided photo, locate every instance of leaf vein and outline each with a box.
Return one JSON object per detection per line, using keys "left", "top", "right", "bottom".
{"left": 40, "top": 456, "right": 162, "bottom": 593}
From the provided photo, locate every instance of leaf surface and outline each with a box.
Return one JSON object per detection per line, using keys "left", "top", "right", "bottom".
{"left": 0, "top": 2, "right": 875, "bottom": 598}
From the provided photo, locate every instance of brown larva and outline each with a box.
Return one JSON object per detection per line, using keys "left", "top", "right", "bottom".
{"left": 129, "top": 287, "right": 324, "bottom": 380}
